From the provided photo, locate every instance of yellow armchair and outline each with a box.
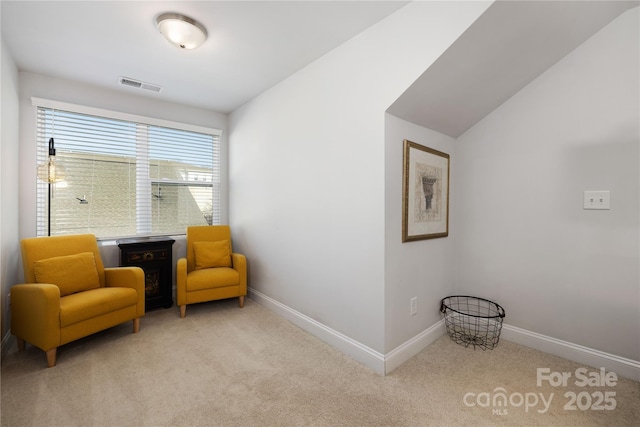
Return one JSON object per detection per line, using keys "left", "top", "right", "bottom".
{"left": 11, "top": 234, "right": 145, "bottom": 367}
{"left": 177, "top": 225, "right": 247, "bottom": 317}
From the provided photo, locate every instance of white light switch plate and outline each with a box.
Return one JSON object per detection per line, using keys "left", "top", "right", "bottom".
{"left": 584, "top": 191, "right": 610, "bottom": 210}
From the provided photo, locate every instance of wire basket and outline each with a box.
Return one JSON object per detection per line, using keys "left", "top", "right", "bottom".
{"left": 440, "top": 295, "right": 505, "bottom": 350}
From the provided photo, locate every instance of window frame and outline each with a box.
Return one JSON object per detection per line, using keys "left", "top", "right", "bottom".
{"left": 32, "top": 97, "right": 223, "bottom": 240}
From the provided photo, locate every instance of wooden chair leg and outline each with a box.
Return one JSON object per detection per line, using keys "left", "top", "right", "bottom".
{"left": 239, "top": 296, "right": 245, "bottom": 308}
{"left": 46, "top": 348, "right": 57, "bottom": 368}
{"left": 133, "top": 318, "right": 140, "bottom": 333}
{"left": 17, "top": 337, "right": 25, "bottom": 351}
{"left": 180, "top": 305, "right": 186, "bottom": 318}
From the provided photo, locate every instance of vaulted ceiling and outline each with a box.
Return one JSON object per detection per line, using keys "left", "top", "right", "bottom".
{"left": 387, "top": 0, "right": 638, "bottom": 137}
{"left": 2, "top": 1, "right": 637, "bottom": 135}
{"left": 1, "top": 1, "right": 407, "bottom": 112}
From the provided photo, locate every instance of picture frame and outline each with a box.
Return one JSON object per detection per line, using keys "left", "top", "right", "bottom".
{"left": 402, "top": 140, "right": 450, "bottom": 242}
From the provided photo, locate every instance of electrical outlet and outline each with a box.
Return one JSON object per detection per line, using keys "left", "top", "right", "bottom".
{"left": 410, "top": 297, "right": 418, "bottom": 316}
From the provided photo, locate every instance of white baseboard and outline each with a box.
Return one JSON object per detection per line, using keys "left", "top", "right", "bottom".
{"left": 385, "top": 319, "right": 446, "bottom": 374}
{"left": 249, "top": 288, "right": 446, "bottom": 375}
{"left": 501, "top": 324, "right": 640, "bottom": 381}
{"left": 1, "top": 330, "right": 15, "bottom": 361}
{"left": 250, "top": 289, "right": 640, "bottom": 381}
{"left": 249, "top": 288, "right": 387, "bottom": 375}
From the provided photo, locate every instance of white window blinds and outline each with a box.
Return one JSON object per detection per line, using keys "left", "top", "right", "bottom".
{"left": 36, "top": 105, "right": 221, "bottom": 239}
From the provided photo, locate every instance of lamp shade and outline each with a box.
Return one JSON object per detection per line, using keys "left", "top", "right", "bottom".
{"left": 156, "top": 13, "right": 207, "bottom": 49}
{"left": 38, "top": 138, "right": 66, "bottom": 183}
{"left": 37, "top": 156, "right": 66, "bottom": 183}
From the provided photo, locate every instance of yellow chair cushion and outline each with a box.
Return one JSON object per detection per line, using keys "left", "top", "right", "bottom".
{"left": 33, "top": 252, "right": 100, "bottom": 296}
{"left": 186, "top": 268, "right": 239, "bottom": 291}
{"left": 193, "top": 240, "right": 232, "bottom": 269}
{"left": 60, "top": 287, "right": 139, "bottom": 327}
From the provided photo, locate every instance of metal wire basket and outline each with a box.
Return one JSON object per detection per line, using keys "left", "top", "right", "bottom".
{"left": 440, "top": 295, "right": 506, "bottom": 350}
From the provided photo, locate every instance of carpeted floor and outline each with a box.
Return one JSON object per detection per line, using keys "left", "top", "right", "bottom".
{"left": 1, "top": 298, "right": 638, "bottom": 426}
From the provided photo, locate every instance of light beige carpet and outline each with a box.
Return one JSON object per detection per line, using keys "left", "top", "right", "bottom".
{"left": 1, "top": 298, "right": 638, "bottom": 426}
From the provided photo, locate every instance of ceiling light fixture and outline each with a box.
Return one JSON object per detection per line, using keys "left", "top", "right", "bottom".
{"left": 156, "top": 13, "right": 207, "bottom": 50}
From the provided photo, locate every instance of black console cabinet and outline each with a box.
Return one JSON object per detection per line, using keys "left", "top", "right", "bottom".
{"left": 117, "top": 236, "right": 175, "bottom": 311}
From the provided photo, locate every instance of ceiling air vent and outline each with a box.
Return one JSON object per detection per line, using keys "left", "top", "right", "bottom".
{"left": 118, "top": 77, "right": 163, "bottom": 93}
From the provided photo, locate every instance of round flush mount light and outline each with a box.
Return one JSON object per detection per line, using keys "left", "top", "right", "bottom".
{"left": 156, "top": 13, "right": 207, "bottom": 50}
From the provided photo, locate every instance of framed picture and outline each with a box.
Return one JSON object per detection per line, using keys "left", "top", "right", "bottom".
{"left": 402, "top": 140, "right": 450, "bottom": 242}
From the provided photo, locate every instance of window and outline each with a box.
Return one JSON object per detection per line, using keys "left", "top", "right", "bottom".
{"left": 35, "top": 101, "right": 221, "bottom": 239}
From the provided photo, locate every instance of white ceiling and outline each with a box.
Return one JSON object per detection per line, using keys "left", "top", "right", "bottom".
{"left": 1, "top": 1, "right": 408, "bottom": 113}
{"left": 387, "top": 0, "right": 639, "bottom": 137}
{"left": 2, "top": 1, "right": 637, "bottom": 132}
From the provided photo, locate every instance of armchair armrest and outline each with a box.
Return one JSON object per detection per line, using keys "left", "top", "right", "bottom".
{"left": 104, "top": 266, "right": 144, "bottom": 289}
{"left": 104, "top": 267, "right": 145, "bottom": 317}
{"left": 176, "top": 258, "right": 187, "bottom": 306}
{"left": 231, "top": 253, "right": 247, "bottom": 293}
{"left": 10, "top": 283, "right": 61, "bottom": 351}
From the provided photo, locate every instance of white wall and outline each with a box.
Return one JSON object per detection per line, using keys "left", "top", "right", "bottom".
{"left": 229, "top": 1, "right": 491, "bottom": 360}
{"left": 1, "top": 38, "right": 20, "bottom": 351}
{"left": 384, "top": 114, "right": 456, "bottom": 352}
{"left": 454, "top": 8, "right": 639, "bottom": 361}
{"left": 17, "top": 72, "right": 229, "bottom": 271}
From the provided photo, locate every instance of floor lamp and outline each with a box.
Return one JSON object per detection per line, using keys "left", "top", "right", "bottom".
{"left": 37, "top": 138, "right": 66, "bottom": 236}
